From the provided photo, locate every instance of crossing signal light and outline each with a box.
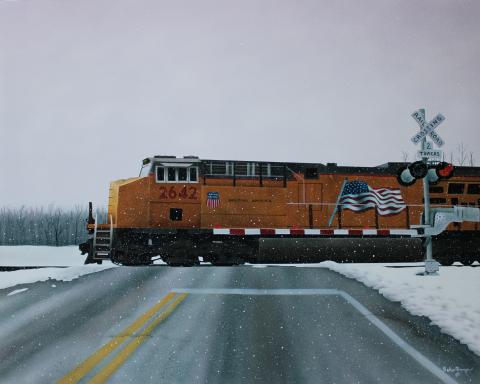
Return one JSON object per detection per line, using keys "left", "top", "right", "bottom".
{"left": 409, "top": 161, "right": 429, "bottom": 179}
{"left": 426, "top": 162, "right": 454, "bottom": 184}
{"left": 397, "top": 161, "right": 428, "bottom": 187}
{"left": 397, "top": 161, "right": 454, "bottom": 187}
{"left": 436, "top": 162, "right": 454, "bottom": 179}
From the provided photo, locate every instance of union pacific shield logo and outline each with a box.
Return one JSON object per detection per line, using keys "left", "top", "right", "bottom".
{"left": 206, "top": 192, "right": 220, "bottom": 208}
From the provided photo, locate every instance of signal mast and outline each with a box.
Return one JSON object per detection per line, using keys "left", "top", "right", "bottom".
{"left": 398, "top": 109, "right": 453, "bottom": 274}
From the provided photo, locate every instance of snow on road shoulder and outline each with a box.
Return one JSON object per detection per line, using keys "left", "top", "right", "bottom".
{"left": 0, "top": 265, "right": 115, "bottom": 291}
{"left": 321, "top": 261, "right": 480, "bottom": 356}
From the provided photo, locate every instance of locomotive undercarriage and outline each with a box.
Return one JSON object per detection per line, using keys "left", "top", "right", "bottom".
{"left": 104, "top": 229, "right": 258, "bottom": 266}
{"left": 80, "top": 228, "right": 480, "bottom": 266}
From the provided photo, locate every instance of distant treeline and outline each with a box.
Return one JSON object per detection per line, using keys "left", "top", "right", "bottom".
{"left": 0, "top": 206, "right": 106, "bottom": 246}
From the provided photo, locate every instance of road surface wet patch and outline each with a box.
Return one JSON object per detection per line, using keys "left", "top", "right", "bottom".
{"left": 100, "top": 288, "right": 459, "bottom": 384}
{"left": 58, "top": 291, "right": 188, "bottom": 383}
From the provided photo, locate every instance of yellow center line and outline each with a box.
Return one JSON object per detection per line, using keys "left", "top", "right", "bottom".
{"left": 87, "top": 293, "right": 188, "bottom": 384}
{"left": 58, "top": 291, "right": 177, "bottom": 384}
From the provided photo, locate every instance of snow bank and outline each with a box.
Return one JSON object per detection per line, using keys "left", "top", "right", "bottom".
{"left": 0, "top": 265, "right": 115, "bottom": 291}
{"left": 0, "top": 246, "right": 116, "bottom": 291}
{"left": 7, "top": 288, "right": 29, "bottom": 296}
{"left": 321, "top": 261, "right": 480, "bottom": 356}
{"left": 0, "top": 246, "right": 87, "bottom": 266}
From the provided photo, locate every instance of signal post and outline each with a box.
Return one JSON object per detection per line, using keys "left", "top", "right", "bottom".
{"left": 417, "top": 109, "right": 443, "bottom": 273}
{"left": 399, "top": 108, "right": 451, "bottom": 274}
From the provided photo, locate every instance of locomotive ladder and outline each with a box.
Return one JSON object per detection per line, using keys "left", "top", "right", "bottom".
{"left": 93, "top": 214, "right": 113, "bottom": 259}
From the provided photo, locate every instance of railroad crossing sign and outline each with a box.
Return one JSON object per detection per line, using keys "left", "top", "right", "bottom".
{"left": 410, "top": 109, "right": 445, "bottom": 147}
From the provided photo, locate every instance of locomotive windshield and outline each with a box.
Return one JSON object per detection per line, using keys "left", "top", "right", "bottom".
{"left": 139, "top": 161, "right": 153, "bottom": 177}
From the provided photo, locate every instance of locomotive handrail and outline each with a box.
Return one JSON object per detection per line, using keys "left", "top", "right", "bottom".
{"left": 109, "top": 214, "right": 113, "bottom": 250}
{"left": 92, "top": 213, "right": 98, "bottom": 253}
{"left": 286, "top": 202, "right": 462, "bottom": 207}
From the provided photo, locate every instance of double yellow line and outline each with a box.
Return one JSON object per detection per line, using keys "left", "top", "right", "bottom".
{"left": 58, "top": 291, "right": 188, "bottom": 384}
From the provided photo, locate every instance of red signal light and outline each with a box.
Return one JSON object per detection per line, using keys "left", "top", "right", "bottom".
{"left": 436, "top": 162, "right": 454, "bottom": 179}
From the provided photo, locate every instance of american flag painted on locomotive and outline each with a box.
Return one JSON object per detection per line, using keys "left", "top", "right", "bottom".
{"left": 206, "top": 191, "right": 220, "bottom": 208}
{"left": 339, "top": 181, "right": 406, "bottom": 216}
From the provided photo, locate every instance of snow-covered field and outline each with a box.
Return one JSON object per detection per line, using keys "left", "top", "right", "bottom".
{"left": 0, "top": 245, "right": 92, "bottom": 266}
{"left": 0, "top": 246, "right": 115, "bottom": 291}
{"left": 1, "top": 246, "right": 479, "bottom": 356}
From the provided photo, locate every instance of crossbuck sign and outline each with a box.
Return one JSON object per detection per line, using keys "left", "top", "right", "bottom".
{"left": 410, "top": 110, "right": 445, "bottom": 147}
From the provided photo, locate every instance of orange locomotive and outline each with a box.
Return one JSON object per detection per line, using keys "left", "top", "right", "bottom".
{"left": 80, "top": 156, "right": 480, "bottom": 265}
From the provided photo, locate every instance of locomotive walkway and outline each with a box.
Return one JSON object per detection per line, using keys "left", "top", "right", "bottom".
{"left": 0, "top": 266, "right": 478, "bottom": 383}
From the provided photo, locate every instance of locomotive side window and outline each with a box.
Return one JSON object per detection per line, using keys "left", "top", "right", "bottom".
{"left": 429, "top": 186, "right": 443, "bottom": 194}
{"left": 190, "top": 167, "right": 198, "bottom": 182}
{"left": 156, "top": 167, "right": 165, "bottom": 181}
{"left": 178, "top": 168, "right": 187, "bottom": 181}
{"left": 467, "top": 184, "right": 480, "bottom": 194}
{"left": 167, "top": 167, "right": 176, "bottom": 181}
{"left": 448, "top": 183, "right": 465, "bottom": 194}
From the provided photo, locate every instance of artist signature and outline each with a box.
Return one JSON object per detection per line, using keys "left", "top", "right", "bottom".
{"left": 443, "top": 366, "right": 474, "bottom": 377}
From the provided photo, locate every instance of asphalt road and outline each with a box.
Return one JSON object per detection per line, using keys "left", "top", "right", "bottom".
{"left": 0, "top": 266, "right": 479, "bottom": 384}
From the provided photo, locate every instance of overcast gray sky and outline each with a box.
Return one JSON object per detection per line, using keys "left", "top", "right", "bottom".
{"left": 1, "top": 0, "right": 479, "bottom": 207}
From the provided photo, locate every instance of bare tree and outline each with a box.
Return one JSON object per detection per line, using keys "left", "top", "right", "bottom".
{"left": 401, "top": 151, "right": 409, "bottom": 162}
{"left": 0, "top": 205, "right": 93, "bottom": 246}
{"left": 72, "top": 205, "right": 84, "bottom": 244}
{"left": 469, "top": 151, "right": 475, "bottom": 166}
{"left": 51, "top": 207, "right": 64, "bottom": 247}
{"left": 456, "top": 142, "right": 468, "bottom": 166}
